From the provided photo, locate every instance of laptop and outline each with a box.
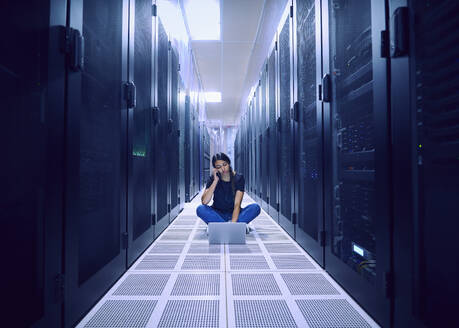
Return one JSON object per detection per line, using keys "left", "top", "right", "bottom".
{"left": 208, "top": 222, "right": 246, "bottom": 244}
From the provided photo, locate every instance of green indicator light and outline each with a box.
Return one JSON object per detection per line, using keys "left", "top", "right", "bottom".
{"left": 418, "top": 144, "right": 422, "bottom": 148}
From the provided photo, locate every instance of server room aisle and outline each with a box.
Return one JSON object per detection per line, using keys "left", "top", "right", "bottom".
{"left": 76, "top": 193, "right": 379, "bottom": 328}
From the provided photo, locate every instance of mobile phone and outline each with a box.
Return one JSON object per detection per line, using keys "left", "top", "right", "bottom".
{"left": 217, "top": 172, "right": 222, "bottom": 179}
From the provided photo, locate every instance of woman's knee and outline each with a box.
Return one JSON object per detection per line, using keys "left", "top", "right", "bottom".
{"left": 196, "top": 204, "right": 208, "bottom": 217}
{"left": 247, "top": 203, "right": 261, "bottom": 216}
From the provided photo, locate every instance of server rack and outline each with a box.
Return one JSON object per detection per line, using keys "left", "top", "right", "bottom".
{"left": 278, "top": 4, "right": 295, "bottom": 237}
{"left": 2, "top": 1, "right": 66, "bottom": 326}
{"left": 169, "top": 46, "right": 180, "bottom": 220}
{"left": 267, "top": 38, "right": 280, "bottom": 221}
{"left": 153, "top": 15, "right": 170, "bottom": 237}
{"left": 178, "top": 78, "right": 186, "bottom": 212}
{"left": 261, "top": 62, "right": 270, "bottom": 212}
{"left": 391, "top": 1, "right": 459, "bottom": 327}
{"left": 202, "top": 124, "right": 211, "bottom": 187}
{"left": 322, "top": 0, "right": 391, "bottom": 325}
{"left": 292, "top": 0, "right": 324, "bottom": 266}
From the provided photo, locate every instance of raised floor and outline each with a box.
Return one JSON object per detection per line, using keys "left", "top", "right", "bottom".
{"left": 76, "top": 193, "right": 379, "bottom": 328}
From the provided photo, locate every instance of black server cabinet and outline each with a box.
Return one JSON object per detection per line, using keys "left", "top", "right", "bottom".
{"left": 126, "top": 0, "right": 154, "bottom": 267}
{"left": 169, "top": 47, "right": 180, "bottom": 220}
{"left": 322, "top": 0, "right": 391, "bottom": 326}
{"left": 293, "top": 0, "right": 324, "bottom": 266}
{"left": 193, "top": 110, "right": 200, "bottom": 197}
{"left": 154, "top": 16, "right": 170, "bottom": 237}
{"left": 1, "top": 1, "right": 66, "bottom": 327}
{"left": 65, "top": 0, "right": 128, "bottom": 326}
{"left": 249, "top": 100, "right": 256, "bottom": 198}
{"left": 184, "top": 95, "right": 192, "bottom": 201}
{"left": 391, "top": 1, "right": 459, "bottom": 327}
{"left": 203, "top": 125, "right": 211, "bottom": 186}
{"left": 254, "top": 88, "right": 260, "bottom": 203}
{"left": 178, "top": 79, "right": 185, "bottom": 211}
{"left": 268, "top": 41, "right": 280, "bottom": 220}
{"left": 261, "top": 64, "right": 270, "bottom": 212}
{"left": 278, "top": 5, "right": 295, "bottom": 237}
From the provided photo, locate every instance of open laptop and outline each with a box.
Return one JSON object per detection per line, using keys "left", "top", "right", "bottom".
{"left": 208, "top": 222, "right": 246, "bottom": 244}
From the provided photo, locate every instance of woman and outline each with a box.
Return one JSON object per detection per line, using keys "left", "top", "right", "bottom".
{"left": 196, "top": 152, "right": 260, "bottom": 228}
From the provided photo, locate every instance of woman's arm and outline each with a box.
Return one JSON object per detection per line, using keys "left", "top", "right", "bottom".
{"left": 201, "top": 179, "right": 218, "bottom": 205}
{"left": 231, "top": 190, "right": 244, "bottom": 222}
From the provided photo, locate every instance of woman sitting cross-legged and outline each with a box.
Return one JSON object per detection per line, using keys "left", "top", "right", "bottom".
{"left": 196, "top": 152, "right": 261, "bottom": 230}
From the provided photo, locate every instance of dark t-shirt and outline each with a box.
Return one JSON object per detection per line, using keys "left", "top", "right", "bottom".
{"left": 206, "top": 173, "right": 245, "bottom": 213}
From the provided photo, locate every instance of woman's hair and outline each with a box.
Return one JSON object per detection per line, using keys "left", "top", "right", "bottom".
{"left": 212, "top": 152, "right": 236, "bottom": 196}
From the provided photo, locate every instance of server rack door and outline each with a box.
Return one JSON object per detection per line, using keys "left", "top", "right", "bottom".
{"left": 169, "top": 48, "right": 179, "bottom": 219}
{"left": 267, "top": 43, "right": 280, "bottom": 220}
{"left": 154, "top": 16, "right": 169, "bottom": 236}
{"left": 278, "top": 6, "right": 295, "bottom": 236}
{"left": 1, "top": 2, "right": 66, "bottom": 326}
{"left": 65, "top": 0, "right": 127, "bottom": 326}
{"left": 184, "top": 95, "right": 191, "bottom": 201}
{"left": 253, "top": 91, "right": 259, "bottom": 203}
{"left": 178, "top": 79, "right": 186, "bottom": 211}
{"left": 390, "top": 1, "right": 459, "bottom": 326}
{"left": 322, "top": 0, "right": 391, "bottom": 325}
{"left": 261, "top": 65, "right": 270, "bottom": 211}
{"left": 194, "top": 113, "right": 200, "bottom": 196}
{"left": 126, "top": 0, "right": 154, "bottom": 267}
{"left": 293, "top": 0, "right": 324, "bottom": 266}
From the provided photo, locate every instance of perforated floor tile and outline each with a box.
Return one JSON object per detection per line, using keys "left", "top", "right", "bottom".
{"left": 160, "top": 232, "right": 190, "bottom": 241}
{"left": 231, "top": 274, "right": 282, "bottom": 295}
{"left": 113, "top": 274, "right": 170, "bottom": 296}
{"left": 271, "top": 255, "right": 316, "bottom": 270}
{"left": 233, "top": 300, "right": 297, "bottom": 328}
{"left": 158, "top": 300, "right": 219, "bottom": 328}
{"left": 171, "top": 274, "right": 220, "bottom": 296}
{"left": 188, "top": 243, "right": 221, "bottom": 254}
{"left": 228, "top": 244, "right": 262, "bottom": 254}
{"left": 84, "top": 300, "right": 157, "bottom": 328}
{"left": 229, "top": 255, "right": 270, "bottom": 270}
{"left": 264, "top": 243, "right": 301, "bottom": 254}
{"left": 295, "top": 299, "right": 372, "bottom": 328}
{"left": 181, "top": 255, "right": 221, "bottom": 270}
{"left": 135, "top": 255, "right": 179, "bottom": 270}
{"left": 149, "top": 243, "right": 185, "bottom": 254}
{"left": 193, "top": 230, "right": 209, "bottom": 241}
{"left": 259, "top": 233, "right": 290, "bottom": 241}
{"left": 281, "top": 273, "right": 340, "bottom": 295}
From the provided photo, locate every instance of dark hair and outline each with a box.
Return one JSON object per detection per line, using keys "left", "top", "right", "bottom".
{"left": 212, "top": 152, "right": 236, "bottom": 196}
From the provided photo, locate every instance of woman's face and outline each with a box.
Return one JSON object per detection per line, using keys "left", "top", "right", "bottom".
{"left": 214, "top": 160, "right": 229, "bottom": 174}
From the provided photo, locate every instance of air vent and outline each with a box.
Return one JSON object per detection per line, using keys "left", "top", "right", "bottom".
{"left": 188, "top": 243, "right": 221, "bottom": 254}
{"left": 228, "top": 244, "right": 262, "bottom": 254}
{"left": 281, "top": 273, "right": 340, "bottom": 295}
{"left": 264, "top": 243, "right": 300, "bottom": 254}
{"left": 158, "top": 300, "right": 219, "bottom": 328}
{"left": 149, "top": 243, "right": 185, "bottom": 254}
{"left": 295, "top": 299, "right": 371, "bottom": 328}
{"left": 231, "top": 274, "right": 281, "bottom": 296}
{"left": 113, "top": 274, "right": 170, "bottom": 296}
{"left": 181, "top": 255, "right": 221, "bottom": 270}
{"left": 171, "top": 274, "right": 220, "bottom": 296}
{"left": 271, "top": 255, "right": 316, "bottom": 270}
{"left": 229, "top": 256, "right": 270, "bottom": 270}
{"left": 84, "top": 300, "right": 157, "bottom": 328}
{"left": 135, "top": 255, "right": 179, "bottom": 270}
{"left": 234, "top": 300, "right": 297, "bottom": 328}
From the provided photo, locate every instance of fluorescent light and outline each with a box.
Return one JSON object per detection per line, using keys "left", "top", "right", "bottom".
{"left": 184, "top": 0, "right": 220, "bottom": 40}
{"left": 205, "top": 92, "right": 221, "bottom": 103}
{"left": 157, "top": 0, "right": 189, "bottom": 43}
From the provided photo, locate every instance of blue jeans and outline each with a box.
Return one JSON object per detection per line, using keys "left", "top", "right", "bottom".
{"left": 196, "top": 204, "right": 261, "bottom": 224}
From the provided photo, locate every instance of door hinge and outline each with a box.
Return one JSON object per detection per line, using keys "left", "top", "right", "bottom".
{"left": 168, "top": 204, "right": 171, "bottom": 212}
{"left": 152, "top": 106, "right": 159, "bottom": 125}
{"left": 277, "top": 117, "right": 281, "bottom": 132}
{"left": 68, "top": 28, "right": 84, "bottom": 71}
{"left": 54, "top": 273, "right": 65, "bottom": 303}
{"left": 292, "top": 213, "right": 297, "bottom": 225}
{"left": 319, "top": 230, "right": 326, "bottom": 246}
{"left": 318, "top": 84, "right": 322, "bottom": 100}
{"left": 167, "top": 119, "right": 173, "bottom": 133}
{"left": 275, "top": 41, "right": 278, "bottom": 51}
{"left": 122, "top": 232, "right": 128, "bottom": 249}
{"left": 152, "top": 4, "right": 157, "bottom": 17}
{"left": 380, "top": 30, "right": 389, "bottom": 58}
{"left": 152, "top": 214, "right": 156, "bottom": 225}
{"left": 383, "top": 271, "right": 394, "bottom": 298}
{"left": 267, "top": 196, "right": 270, "bottom": 204}
{"left": 290, "top": 5, "right": 293, "bottom": 18}
{"left": 277, "top": 202, "right": 280, "bottom": 212}
{"left": 177, "top": 129, "right": 180, "bottom": 137}
{"left": 390, "top": 7, "right": 409, "bottom": 57}
{"left": 124, "top": 81, "right": 136, "bottom": 108}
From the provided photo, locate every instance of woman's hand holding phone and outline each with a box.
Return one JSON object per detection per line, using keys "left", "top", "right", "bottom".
{"left": 213, "top": 168, "right": 222, "bottom": 181}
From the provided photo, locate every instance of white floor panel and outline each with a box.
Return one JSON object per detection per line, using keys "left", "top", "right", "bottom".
{"left": 76, "top": 192, "right": 380, "bottom": 328}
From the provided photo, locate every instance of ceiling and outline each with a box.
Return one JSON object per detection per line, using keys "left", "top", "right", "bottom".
{"left": 181, "top": 0, "right": 288, "bottom": 125}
